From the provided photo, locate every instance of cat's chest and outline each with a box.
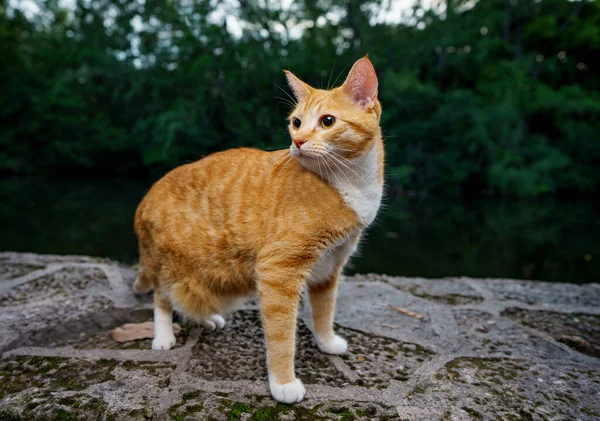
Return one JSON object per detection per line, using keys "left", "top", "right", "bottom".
{"left": 331, "top": 180, "right": 382, "bottom": 226}
{"left": 325, "top": 141, "right": 383, "bottom": 226}
{"left": 308, "top": 235, "right": 360, "bottom": 283}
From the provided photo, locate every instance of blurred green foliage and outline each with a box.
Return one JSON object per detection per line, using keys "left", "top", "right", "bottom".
{"left": 0, "top": 0, "right": 598, "bottom": 196}
{"left": 1, "top": 177, "right": 597, "bottom": 282}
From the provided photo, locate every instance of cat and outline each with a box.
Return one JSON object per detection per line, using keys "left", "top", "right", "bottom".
{"left": 133, "top": 56, "right": 384, "bottom": 403}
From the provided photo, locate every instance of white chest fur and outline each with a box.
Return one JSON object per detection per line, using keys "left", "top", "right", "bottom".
{"left": 308, "top": 234, "right": 359, "bottom": 283}
{"left": 328, "top": 142, "right": 383, "bottom": 226}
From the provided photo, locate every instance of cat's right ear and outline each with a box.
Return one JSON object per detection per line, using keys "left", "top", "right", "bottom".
{"left": 283, "top": 70, "right": 314, "bottom": 101}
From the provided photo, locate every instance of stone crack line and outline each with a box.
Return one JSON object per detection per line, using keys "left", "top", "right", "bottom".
{"left": 502, "top": 318, "right": 600, "bottom": 366}
{"left": 427, "top": 304, "right": 459, "bottom": 347}
{"left": 152, "top": 328, "right": 204, "bottom": 418}
{"left": 460, "top": 277, "right": 495, "bottom": 299}
{"left": 379, "top": 275, "right": 600, "bottom": 316}
{"left": 0, "top": 261, "right": 139, "bottom": 307}
{"left": 458, "top": 299, "right": 600, "bottom": 316}
{"left": 335, "top": 322, "right": 438, "bottom": 351}
{"left": 0, "top": 263, "right": 63, "bottom": 293}
{"left": 327, "top": 355, "right": 360, "bottom": 383}
{"left": 61, "top": 263, "right": 137, "bottom": 307}
{"left": 2, "top": 346, "right": 182, "bottom": 363}
{"left": 172, "top": 327, "right": 202, "bottom": 374}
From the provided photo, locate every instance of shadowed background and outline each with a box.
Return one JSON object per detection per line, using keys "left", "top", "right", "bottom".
{"left": 0, "top": 0, "right": 598, "bottom": 281}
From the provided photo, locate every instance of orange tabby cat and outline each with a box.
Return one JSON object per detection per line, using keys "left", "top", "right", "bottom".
{"left": 134, "top": 57, "right": 384, "bottom": 403}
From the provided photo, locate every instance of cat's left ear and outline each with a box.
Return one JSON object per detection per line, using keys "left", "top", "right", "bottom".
{"left": 341, "top": 56, "right": 378, "bottom": 110}
{"left": 283, "top": 70, "right": 314, "bottom": 101}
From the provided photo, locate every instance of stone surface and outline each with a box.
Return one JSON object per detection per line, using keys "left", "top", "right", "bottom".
{"left": 0, "top": 252, "right": 599, "bottom": 421}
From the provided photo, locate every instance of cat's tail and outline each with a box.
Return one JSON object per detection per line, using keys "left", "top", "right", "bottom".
{"left": 133, "top": 270, "right": 154, "bottom": 294}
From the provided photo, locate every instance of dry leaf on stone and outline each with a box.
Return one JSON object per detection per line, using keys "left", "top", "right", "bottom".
{"left": 109, "top": 321, "right": 181, "bottom": 343}
{"left": 389, "top": 305, "right": 424, "bottom": 320}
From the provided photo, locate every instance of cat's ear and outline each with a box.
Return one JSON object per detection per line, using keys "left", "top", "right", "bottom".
{"left": 341, "top": 56, "right": 378, "bottom": 109}
{"left": 283, "top": 70, "right": 314, "bottom": 101}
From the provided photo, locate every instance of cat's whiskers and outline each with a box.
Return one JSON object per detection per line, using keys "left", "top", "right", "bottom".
{"left": 272, "top": 83, "right": 297, "bottom": 107}
{"left": 326, "top": 61, "right": 336, "bottom": 90}
{"left": 321, "top": 155, "right": 346, "bottom": 189}
{"left": 330, "top": 150, "right": 367, "bottom": 169}
{"left": 331, "top": 62, "right": 352, "bottom": 90}
{"left": 324, "top": 155, "right": 356, "bottom": 187}
{"left": 275, "top": 96, "right": 297, "bottom": 109}
{"left": 271, "top": 151, "right": 291, "bottom": 168}
{"left": 327, "top": 152, "right": 366, "bottom": 182}
{"left": 327, "top": 149, "right": 368, "bottom": 172}
{"left": 266, "top": 145, "right": 292, "bottom": 152}
{"left": 279, "top": 154, "right": 294, "bottom": 173}
{"left": 270, "top": 149, "right": 289, "bottom": 161}
{"left": 316, "top": 155, "right": 325, "bottom": 181}
{"left": 274, "top": 155, "right": 292, "bottom": 170}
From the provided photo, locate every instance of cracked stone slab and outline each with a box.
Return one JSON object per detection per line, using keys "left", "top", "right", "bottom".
{"left": 502, "top": 307, "right": 600, "bottom": 358}
{"left": 1, "top": 252, "right": 599, "bottom": 421}
{"left": 0, "top": 355, "right": 176, "bottom": 420}
{"left": 334, "top": 280, "right": 442, "bottom": 348}
{"left": 480, "top": 278, "right": 600, "bottom": 308}
{"left": 0, "top": 267, "right": 110, "bottom": 307}
{"left": 405, "top": 357, "right": 600, "bottom": 421}
{"left": 189, "top": 310, "right": 349, "bottom": 387}
{"left": 0, "top": 262, "right": 45, "bottom": 281}
{"left": 381, "top": 275, "right": 485, "bottom": 305}
{"left": 453, "top": 308, "right": 583, "bottom": 362}
{"left": 162, "top": 391, "right": 402, "bottom": 421}
{"left": 0, "top": 295, "right": 115, "bottom": 352}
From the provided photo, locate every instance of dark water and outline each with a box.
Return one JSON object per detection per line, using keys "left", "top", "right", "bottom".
{"left": 1, "top": 177, "right": 598, "bottom": 283}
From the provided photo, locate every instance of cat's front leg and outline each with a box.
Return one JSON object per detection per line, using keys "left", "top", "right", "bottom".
{"left": 308, "top": 272, "right": 348, "bottom": 355}
{"left": 257, "top": 260, "right": 309, "bottom": 403}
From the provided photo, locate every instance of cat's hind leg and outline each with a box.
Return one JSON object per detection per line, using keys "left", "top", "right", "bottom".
{"left": 197, "top": 295, "right": 248, "bottom": 330}
{"left": 152, "top": 291, "right": 176, "bottom": 350}
{"left": 199, "top": 314, "right": 226, "bottom": 331}
{"left": 134, "top": 243, "right": 157, "bottom": 294}
{"left": 133, "top": 271, "right": 154, "bottom": 294}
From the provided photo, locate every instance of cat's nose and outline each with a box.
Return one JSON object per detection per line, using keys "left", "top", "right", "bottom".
{"left": 293, "top": 138, "right": 307, "bottom": 149}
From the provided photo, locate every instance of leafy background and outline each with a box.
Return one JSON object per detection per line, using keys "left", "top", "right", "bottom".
{"left": 1, "top": 0, "right": 598, "bottom": 197}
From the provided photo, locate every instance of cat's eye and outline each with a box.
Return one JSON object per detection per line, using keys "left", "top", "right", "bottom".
{"left": 292, "top": 118, "right": 301, "bottom": 128}
{"left": 321, "top": 115, "right": 335, "bottom": 128}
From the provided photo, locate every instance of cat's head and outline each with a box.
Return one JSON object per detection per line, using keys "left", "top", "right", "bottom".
{"left": 284, "top": 57, "right": 382, "bottom": 166}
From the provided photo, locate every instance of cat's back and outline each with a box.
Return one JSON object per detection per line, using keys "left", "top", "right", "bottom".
{"left": 136, "top": 148, "right": 270, "bottom": 222}
{"left": 135, "top": 146, "right": 358, "bottom": 249}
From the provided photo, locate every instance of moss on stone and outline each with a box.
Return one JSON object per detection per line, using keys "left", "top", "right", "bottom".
{"left": 168, "top": 403, "right": 204, "bottom": 421}
{"left": 327, "top": 406, "right": 356, "bottom": 421}
{"left": 168, "top": 390, "right": 204, "bottom": 421}
{"left": 0, "top": 356, "right": 120, "bottom": 400}
{"left": 408, "top": 384, "right": 426, "bottom": 397}
{"left": 461, "top": 407, "right": 483, "bottom": 419}
{"left": 581, "top": 406, "right": 600, "bottom": 417}
{"left": 445, "top": 357, "right": 524, "bottom": 384}
{"left": 227, "top": 402, "right": 251, "bottom": 420}
{"left": 0, "top": 408, "right": 22, "bottom": 421}
{"left": 57, "top": 397, "right": 81, "bottom": 408}
{"left": 355, "top": 405, "right": 377, "bottom": 417}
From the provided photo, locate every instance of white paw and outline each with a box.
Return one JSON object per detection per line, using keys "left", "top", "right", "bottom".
{"left": 317, "top": 334, "right": 348, "bottom": 355}
{"left": 152, "top": 332, "right": 176, "bottom": 350}
{"left": 200, "top": 314, "right": 226, "bottom": 331}
{"left": 269, "top": 377, "right": 306, "bottom": 404}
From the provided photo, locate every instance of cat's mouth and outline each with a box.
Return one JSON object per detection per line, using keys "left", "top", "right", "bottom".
{"left": 298, "top": 151, "right": 319, "bottom": 160}
{"left": 291, "top": 147, "right": 320, "bottom": 161}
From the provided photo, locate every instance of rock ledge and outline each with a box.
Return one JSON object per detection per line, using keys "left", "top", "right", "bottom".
{"left": 1, "top": 252, "right": 599, "bottom": 420}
